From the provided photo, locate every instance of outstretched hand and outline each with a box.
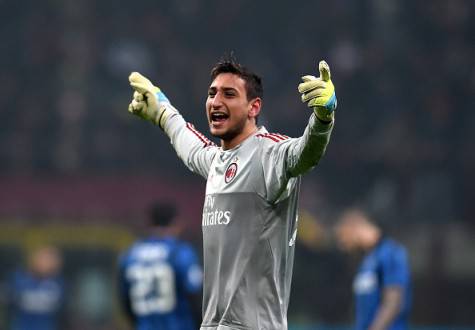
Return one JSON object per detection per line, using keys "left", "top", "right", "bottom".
{"left": 127, "top": 72, "right": 173, "bottom": 128}
{"left": 298, "top": 60, "right": 337, "bottom": 123}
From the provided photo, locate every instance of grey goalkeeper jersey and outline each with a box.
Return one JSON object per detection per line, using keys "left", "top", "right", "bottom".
{"left": 164, "top": 113, "right": 333, "bottom": 330}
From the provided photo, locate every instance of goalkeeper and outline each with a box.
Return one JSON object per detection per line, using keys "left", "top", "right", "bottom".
{"left": 127, "top": 56, "right": 336, "bottom": 330}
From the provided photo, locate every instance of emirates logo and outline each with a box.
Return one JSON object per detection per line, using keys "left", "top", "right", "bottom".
{"left": 224, "top": 163, "right": 238, "bottom": 184}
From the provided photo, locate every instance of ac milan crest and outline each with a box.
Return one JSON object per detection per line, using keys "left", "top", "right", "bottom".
{"left": 224, "top": 163, "right": 238, "bottom": 184}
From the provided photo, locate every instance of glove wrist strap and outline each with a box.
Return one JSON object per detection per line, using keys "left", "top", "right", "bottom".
{"left": 154, "top": 104, "right": 178, "bottom": 129}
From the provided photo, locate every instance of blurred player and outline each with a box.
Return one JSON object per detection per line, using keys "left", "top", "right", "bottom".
{"left": 335, "top": 209, "right": 411, "bottom": 330}
{"left": 6, "top": 245, "right": 65, "bottom": 330}
{"left": 118, "top": 201, "right": 203, "bottom": 330}
{"left": 126, "top": 56, "right": 336, "bottom": 330}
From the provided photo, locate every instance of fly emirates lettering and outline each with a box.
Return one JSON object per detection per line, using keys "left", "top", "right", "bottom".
{"left": 202, "top": 195, "right": 231, "bottom": 227}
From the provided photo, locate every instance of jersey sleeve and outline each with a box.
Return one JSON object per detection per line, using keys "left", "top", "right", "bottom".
{"left": 381, "top": 245, "right": 410, "bottom": 287}
{"left": 174, "top": 243, "right": 203, "bottom": 294}
{"left": 164, "top": 114, "right": 218, "bottom": 179}
{"left": 260, "top": 113, "right": 333, "bottom": 202}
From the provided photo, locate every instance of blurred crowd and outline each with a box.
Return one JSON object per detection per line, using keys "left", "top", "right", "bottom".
{"left": 1, "top": 0, "right": 473, "bottom": 224}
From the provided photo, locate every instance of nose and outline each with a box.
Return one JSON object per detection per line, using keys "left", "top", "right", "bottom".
{"left": 210, "top": 92, "right": 224, "bottom": 109}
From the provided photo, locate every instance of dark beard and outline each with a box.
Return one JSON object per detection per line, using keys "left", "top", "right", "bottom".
{"left": 209, "top": 117, "right": 247, "bottom": 141}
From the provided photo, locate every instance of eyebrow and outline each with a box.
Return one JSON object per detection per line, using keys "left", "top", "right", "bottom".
{"left": 208, "top": 86, "right": 239, "bottom": 93}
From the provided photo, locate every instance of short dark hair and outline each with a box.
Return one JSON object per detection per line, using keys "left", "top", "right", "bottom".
{"left": 148, "top": 202, "right": 177, "bottom": 227}
{"left": 210, "top": 55, "right": 263, "bottom": 101}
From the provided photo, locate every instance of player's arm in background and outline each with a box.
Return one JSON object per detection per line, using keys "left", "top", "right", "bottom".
{"left": 261, "top": 60, "right": 336, "bottom": 202}
{"left": 369, "top": 287, "right": 403, "bottom": 330}
{"left": 117, "top": 256, "right": 136, "bottom": 327}
{"left": 3, "top": 273, "right": 16, "bottom": 329}
{"left": 127, "top": 73, "right": 218, "bottom": 179}
{"left": 174, "top": 243, "right": 203, "bottom": 328}
{"left": 369, "top": 246, "right": 410, "bottom": 330}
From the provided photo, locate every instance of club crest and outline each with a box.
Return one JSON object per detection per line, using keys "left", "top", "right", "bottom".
{"left": 224, "top": 163, "right": 238, "bottom": 184}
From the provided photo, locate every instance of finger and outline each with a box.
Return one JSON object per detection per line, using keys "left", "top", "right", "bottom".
{"left": 301, "top": 75, "right": 316, "bottom": 82}
{"left": 301, "top": 88, "right": 325, "bottom": 103}
{"left": 319, "top": 60, "right": 331, "bottom": 82}
{"left": 297, "top": 76, "right": 316, "bottom": 93}
{"left": 128, "top": 101, "right": 143, "bottom": 113}
{"left": 131, "top": 99, "right": 145, "bottom": 112}
{"left": 130, "top": 82, "right": 149, "bottom": 94}
{"left": 298, "top": 80, "right": 326, "bottom": 93}
{"left": 134, "top": 91, "right": 144, "bottom": 102}
{"left": 129, "top": 72, "right": 151, "bottom": 85}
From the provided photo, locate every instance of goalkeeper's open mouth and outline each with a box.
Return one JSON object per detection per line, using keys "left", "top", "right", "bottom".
{"left": 210, "top": 111, "right": 229, "bottom": 127}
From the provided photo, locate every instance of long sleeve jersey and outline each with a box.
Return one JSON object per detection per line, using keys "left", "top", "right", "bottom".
{"left": 163, "top": 112, "right": 333, "bottom": 330}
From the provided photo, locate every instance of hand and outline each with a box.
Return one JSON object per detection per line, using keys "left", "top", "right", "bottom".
{"left": 128, "top": 72, "right": 173, "bottom": 128}
{"left": 298, "top": 60, "right": 337, "bottom": 123}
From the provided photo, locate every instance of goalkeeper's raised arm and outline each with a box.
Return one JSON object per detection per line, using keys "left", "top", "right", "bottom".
{"left": 128, "top": 72, "right": 217, "bottom": 178}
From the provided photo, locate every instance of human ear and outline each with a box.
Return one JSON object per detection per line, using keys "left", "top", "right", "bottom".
{"left": 249, "top": 98, "right": 262, "bottom": 119}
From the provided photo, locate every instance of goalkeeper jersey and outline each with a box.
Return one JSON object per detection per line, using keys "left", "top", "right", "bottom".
{"left": 164, "top": 112, "right": 333, "bottom": 330}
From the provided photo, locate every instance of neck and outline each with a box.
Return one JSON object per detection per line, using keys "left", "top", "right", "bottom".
{"left": 221, "top": 125, "right": 258, "bottom": 150}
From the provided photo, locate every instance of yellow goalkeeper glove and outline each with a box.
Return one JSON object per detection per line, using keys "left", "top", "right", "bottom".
{"left": 298, "top": 60, "right": 337, "bottom": 123}
{"left": 128, "top": 72, "right": 176, "bottom": 129}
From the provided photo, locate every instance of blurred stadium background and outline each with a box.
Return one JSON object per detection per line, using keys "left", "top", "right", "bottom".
{"left": 0, "top": 0, "right": 474, "bottom": 329}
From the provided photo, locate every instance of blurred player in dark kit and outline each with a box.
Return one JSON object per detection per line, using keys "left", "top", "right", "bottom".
{"left": 335, "top": 209, "right": 411, "bottom": 330}
{"left": 118, "top": 201, "right": 203, "bottom": 330}
{"left": 6, "top": 246, "right": 65, "bottom": 330}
